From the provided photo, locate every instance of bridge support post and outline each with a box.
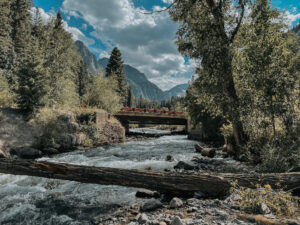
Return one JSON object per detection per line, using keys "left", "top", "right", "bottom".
{"left": 121, "top": 122, "right": 130, "bottom": 134}
{"left": 185, "top": 120, "right": 191, "bottom": 134}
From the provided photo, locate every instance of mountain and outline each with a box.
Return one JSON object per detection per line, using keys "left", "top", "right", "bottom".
{"left": 293, "top": 22, "right": 300, "bottom": 36}
{"left": 75, "top": 41, "right": 100, "bottom": 73}
{"left": 75, "top": 40, "right": 167, "bottom": 101}
{"left": 164, "top": 83, "right": 189, "bottom": 99}
{"left": 98, "top": 58, "right": 167, "bottom": 101}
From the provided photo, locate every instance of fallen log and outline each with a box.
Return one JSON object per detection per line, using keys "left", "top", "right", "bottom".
{"left": 0, "top": 159, "right": 299, "bottom": 197}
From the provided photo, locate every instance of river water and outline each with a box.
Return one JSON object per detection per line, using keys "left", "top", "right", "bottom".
{"left": 0, "top": 131, "right": 199, "bottom": 225}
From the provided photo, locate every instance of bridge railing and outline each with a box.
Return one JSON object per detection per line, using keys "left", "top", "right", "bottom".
{"left": 121, "top": 107, "right": 183, "bottom": 115}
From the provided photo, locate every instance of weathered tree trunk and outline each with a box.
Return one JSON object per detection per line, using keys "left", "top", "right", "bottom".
{"left": 0, "top": 159, "right": 299, "bottom": 197}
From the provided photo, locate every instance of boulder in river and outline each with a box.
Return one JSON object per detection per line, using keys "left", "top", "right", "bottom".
{"left": 136, "top": 189, "right": 160, "bottom": 199}
{"left": 165, "top": 155, "right": 174, "bottom": 162}
{"left": 174, "top": 161, "right": 197, "bottom": 170}
{"left": 195, "top": 144, "right": 216, "bottom": 158}
{"left": 140, "top": 199, "right": 163, "bottom": 212}
{"left": 10, "top": 147, "right": 42, "bottom": 159}
{"left": 201, "top": 148, "right": 216, "bottom": 158}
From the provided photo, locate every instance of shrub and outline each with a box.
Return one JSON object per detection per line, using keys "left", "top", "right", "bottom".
{"left": 83, "top": 75, "right": 122, "bottom": 114}
{"left": 230, "top": 181, "right": 297, "bottom": 216}
{"left": 0, "top": 70, "right": 15, "bottom": 108}
{"left": 258, "top": 135, "right": 300, "bottom": 173}
{"left": 30, "top": 108, "right": 65, "bottom": 148}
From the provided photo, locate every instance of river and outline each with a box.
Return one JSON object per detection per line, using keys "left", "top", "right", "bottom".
{"left": 0, "top": 131, "right": 199, "bottom": 225}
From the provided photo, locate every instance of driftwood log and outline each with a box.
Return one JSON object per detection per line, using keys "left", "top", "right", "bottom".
{"left": 0, "top": 159, "right": 299, "bottom": 197}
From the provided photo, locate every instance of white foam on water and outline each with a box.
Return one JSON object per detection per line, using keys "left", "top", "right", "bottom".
{"left": 0, "top": 134, "right": 200, "bottom": 224}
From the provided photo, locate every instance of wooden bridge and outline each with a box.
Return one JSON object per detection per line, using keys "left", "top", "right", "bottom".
{"left": 114, "top": 108, "right": 189, "bottom": 133}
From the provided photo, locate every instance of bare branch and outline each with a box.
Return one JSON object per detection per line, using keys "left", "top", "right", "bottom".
{"left": 230, "top": 0, "right": 246, "bottom": 43}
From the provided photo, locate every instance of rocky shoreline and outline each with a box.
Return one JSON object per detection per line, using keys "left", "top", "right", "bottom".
{"left": 94, "top": 195, "right": 299, "bottom": 225}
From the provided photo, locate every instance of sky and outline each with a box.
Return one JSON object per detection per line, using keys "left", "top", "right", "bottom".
{"left": 32, "top": 0, "right": 300, "bottom": 91}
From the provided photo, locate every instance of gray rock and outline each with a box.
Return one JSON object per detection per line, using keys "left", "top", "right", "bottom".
{"left": 10, "top": 147, "right": 42, "bottom": 159}
{"left": 42, "top": 148, "right": 59, "bottom": 155}
{"left": 261, "top": 203, "right": 271, "bottom": 214}
{"left": 56, "top": 134, "right": 77, "bottom": 149}
{"left": 165, "top": 155, "right": 174, "bottom": 162}
{"left": 137, "top": 213, "right": 149, "bottom": 224}
{"left": 214, "top": 209, "right": 228, "bottom": 220}
{"left": 174, "top": 161, "right": 197, "bottom": 170}
{"left": 171, "top": 216, "right": 183, "bottom": 225}
{"left": 247, "top": 216, "right": 256, "bottom": 223}
{"left": 140, "top": 199, "right": 163, "bottom": 212}
{"left": 288, "top": 222, "right": 300, "bottom": 225}
{"left": 58, "top": 114, "right": 75, "bottom": 123}
{"left": 159, "top": 222, "right": 167, "bottom": 225}
{"left": 170, "top": 197, "right": 183, "bottom": 209}
{"left": 230, "top": 205, "right": 240, "bottom": 211}
{"left": 136, "top": 189, "right": 160, "bottom": 199}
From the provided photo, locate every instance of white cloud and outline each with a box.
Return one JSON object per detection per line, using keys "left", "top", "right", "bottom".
{"left": 62, "top": 0, "right": 193, "bottom": 90}
{"left": 283, "top": 10, "right": 300, "bottom": 26}
{"left": 31, "top": 7, "right": 55, "bottom": 24}
{"left": 31, "top": 7, "right": 95, "bottom": 47}
{"left": 162, "top": 0, "right": 174, "bottom": 4}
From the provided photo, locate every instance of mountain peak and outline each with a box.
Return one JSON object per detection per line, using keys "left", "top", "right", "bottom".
{"left": 76, "top": 42, "right": 187, "bottom": 101}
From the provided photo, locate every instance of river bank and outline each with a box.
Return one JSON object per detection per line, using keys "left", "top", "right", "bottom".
{"left": 0, "top": 108, "right": 125, "bottom": 159}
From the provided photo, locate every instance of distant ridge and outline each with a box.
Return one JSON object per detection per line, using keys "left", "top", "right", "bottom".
{"left": 75, "top": 40, "right": 188, "bottom": 101}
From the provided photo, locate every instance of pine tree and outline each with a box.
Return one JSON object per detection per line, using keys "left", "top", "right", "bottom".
{"left": 11, "top": 0, "right": 32, "bottom": 62}
{"left": 127, "top": 86, "right": 134, "bottom": 107}
{"left": 0, "top": 0, "right": 13, "bottom": 70}
{"left": 106, "top": 47, "right": 128, "bottom": 105}
{"left": 16, "top": 36, "right": 50, "bottom": 113}
{"left": 46, "top": 11, "right": 81, "bottom": 107}
{"left": 77, "top": 60, "right": 90, "bottom": 98}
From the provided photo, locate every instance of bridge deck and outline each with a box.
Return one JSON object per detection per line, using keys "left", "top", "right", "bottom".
{"left": 114, "top": 111, "right": 187, "bottom": 125}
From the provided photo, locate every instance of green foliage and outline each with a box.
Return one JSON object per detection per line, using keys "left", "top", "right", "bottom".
{"left": 0, "top": 70, "right": 15, "bottom": 107}
{"left": 127, "top": 86, "right": 135, "bottom": 107}
{"left": 46, "top": 12, "right": 82, "bottom": 108}
{"left": 16, "top": 37, "right": 50, "bottom": 112}
{"left": 185, "top": 82, "right": 224, "bottom": 140}
{"left": 0, "top": 0, "right": 13, "bottom": 70}
{"left": 234, "top": 0, "right": 300, "bottom": 139}
{"left": 30, "top": 108, "right": 65, "bottom": 148}
{"left": 258, "top": 135, "right": 300, "bottom": 173}
{"left": 106, "top": 47, "right": 128, "bottom": 105}
{"left": 83, "top": 73, "right": 122, "bottom": 114}
{"left": 231, "top": 181, "right": 297, "bottom": 216}
{"left": 169, "top": 0, "right": 249, "bottom": 145}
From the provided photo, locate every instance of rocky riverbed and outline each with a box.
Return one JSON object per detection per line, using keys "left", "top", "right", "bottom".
{"left": 95, "top": 196, "right": 299, "bottom": 225}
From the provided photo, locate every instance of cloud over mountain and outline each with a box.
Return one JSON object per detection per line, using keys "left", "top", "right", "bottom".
{"left": 61, "top": 0, "right": 194, "bottom": 90}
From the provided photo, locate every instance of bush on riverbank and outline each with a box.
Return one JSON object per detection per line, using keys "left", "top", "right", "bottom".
{"left": 30, "top": 108, "right": 125, "bottom": 152}
{"left": 0, "top": 70, "right": 15, "bottom": 108}
{"left": 231, "top": 181, "right": 297, "bottom": 216}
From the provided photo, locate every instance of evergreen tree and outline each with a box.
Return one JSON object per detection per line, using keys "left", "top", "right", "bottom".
{"left": 11, "top": 0, "right": 32, "bottom": 63}
{"left": 77, "top": 60, "right": 90, "bottom": 98}
{"left": 46, "top": 11, "right": 81, "bottom": 107}
{"left": 106, "top": 47, "right": 128, "bottom": 105}
{"left": 0, "top": 0, "right": 13, "bottom": 70}
{"left": 127, "top": 86, "right": 134, "bottom": 107}
{"left": 16, "top": 37, "right": 50, "bottom": 113}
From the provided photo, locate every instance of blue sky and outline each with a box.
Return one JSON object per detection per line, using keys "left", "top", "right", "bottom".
{"left": 32, "top": 0, "right": 300, "bottom": 90}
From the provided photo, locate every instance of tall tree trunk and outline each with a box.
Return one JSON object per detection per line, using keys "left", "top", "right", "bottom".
{"left": 223, "top": 48, "right": 247, "bottom": 147}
